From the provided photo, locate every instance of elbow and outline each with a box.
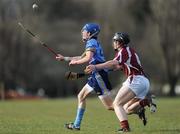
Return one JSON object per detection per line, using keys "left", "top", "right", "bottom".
{"left": 87, "top": 58, "right": 91, "bottom": 63}
{"left": 85, "top": 57, "right": 92, "bottom": 63}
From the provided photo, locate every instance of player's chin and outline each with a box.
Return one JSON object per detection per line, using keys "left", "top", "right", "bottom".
{"left": 82, "top": 38, "right": 87, "bottom": 42}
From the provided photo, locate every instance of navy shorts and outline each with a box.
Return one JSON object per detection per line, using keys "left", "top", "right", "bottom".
{"left": 87, "top": 70, "right": 112, "bottom": 96}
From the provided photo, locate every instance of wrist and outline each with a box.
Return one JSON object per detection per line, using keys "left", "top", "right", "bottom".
{"left": 75, "top": 61, "right": 79, "bottom": 64}
{"left": 64, "top": 57, "right": 71, "bottom": 61}
{"left": 94, "top": 65, "right": 97, "bottom": 71}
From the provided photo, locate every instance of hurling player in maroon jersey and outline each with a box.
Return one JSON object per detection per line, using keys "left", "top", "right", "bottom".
{"left": 85, "top": 32, "right": 155, "bottom": 132}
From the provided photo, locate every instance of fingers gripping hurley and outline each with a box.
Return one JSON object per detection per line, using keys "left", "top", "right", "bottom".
{"left": 65, "top": 71, "right": 86, "bottom": 80}
{"left": 18, "top": 22, "right": 58, "bottom": 57}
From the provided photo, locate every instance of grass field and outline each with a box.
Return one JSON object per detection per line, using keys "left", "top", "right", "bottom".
{"left": 0, "top": 97, "right": 180, "bottom": 134}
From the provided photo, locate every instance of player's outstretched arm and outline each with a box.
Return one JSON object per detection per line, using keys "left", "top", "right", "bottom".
{"left": 56, "top": 54, "right": 81, "bottom": 62}
{"left": 69, "top": 51, "right": 93, "bottom": 65}
{"left": 85, "top": 60, "right": 119, "bottom": 73}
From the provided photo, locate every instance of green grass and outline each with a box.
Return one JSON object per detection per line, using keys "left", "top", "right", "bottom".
{"left": 0, "top": 97, "right": 180, "bottom": 134}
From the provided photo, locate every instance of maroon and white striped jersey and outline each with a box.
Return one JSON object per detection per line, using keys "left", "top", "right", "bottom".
{"left": 113, "top": 46, "right": 145, "bottom": 77}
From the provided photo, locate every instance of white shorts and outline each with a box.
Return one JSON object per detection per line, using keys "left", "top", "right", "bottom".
{"left": 122, "top": 75, "right": 150, "bottom": 99}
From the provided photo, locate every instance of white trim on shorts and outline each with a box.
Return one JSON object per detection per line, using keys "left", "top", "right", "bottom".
{"left": 98, "top": 92, "right": 111, "bottom": 99}
{"left": 122, "top": 75, "right": 150, "bottom": 99}
{"left": 85, "top": 83, "right": 111, "bottom": 97}
{"left": 84, "top": 83, "right": 94, "bottom": 93}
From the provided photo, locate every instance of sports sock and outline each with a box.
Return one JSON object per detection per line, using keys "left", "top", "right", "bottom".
{"left": 139, "top": 98, "right": 150, "bottom": 107}
{"left": 120, "top": 120, "right": 130, "bottom": 130}
{"left": 73, "top": 108, "right": 85, "bottom": 128}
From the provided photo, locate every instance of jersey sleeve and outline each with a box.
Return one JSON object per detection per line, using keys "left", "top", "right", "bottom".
{"left": 85, "top": 39, "right": 96, "bottom": 53}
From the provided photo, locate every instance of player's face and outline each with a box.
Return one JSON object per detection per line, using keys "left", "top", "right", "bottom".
{"left": 81, "top": 30, "right": 91, "bottom": 42}
{"left": 112, "top": 40, "right": 120, "bottom": 50}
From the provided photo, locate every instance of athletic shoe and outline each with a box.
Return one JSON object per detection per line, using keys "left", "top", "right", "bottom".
{"left": 149, "top": 95, "right": 157, "bottom": 113}
{"left": 64, "top": 122, "right": 80, "bottom": 130}
{"left": 117, "top": 128, "right": 130, "bottom": 133}
{"left": 138, "top": 107, "right": 147, "bottom": 126}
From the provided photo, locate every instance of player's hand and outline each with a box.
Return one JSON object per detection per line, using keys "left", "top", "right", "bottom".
{"left": 69, "top": 59, "right": 78, "bottom": 66}
{"left": 56, "top": 54, "right": 64, "bottom": 61}
{"left": 85, "top": 65, "right": 96, "bottom": 74}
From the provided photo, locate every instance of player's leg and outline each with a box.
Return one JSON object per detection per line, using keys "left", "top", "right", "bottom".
{"left": 129, "top": 93, "right": 157, "bottom": 126}
{"left": 127, "top": 76, "right": 150, "bottom": 126}
{"left": 132, "top": 92, "right": 157, "bottom": 113}
{"left": 94, "top": 70, "right": 113, "bottom": 110}
{"left": 145, "top": 93, "right": 157, "bottom": 113}
{"left": 113, "top": 86, "right": 135, "bottom": 132}
{"left": 65, "top": 84, "right": 93, "bottom": 130}
{"left": 123, "top": 98, "right": 141, "bottom": 114}
{"left": 98, "top": 93, "right": 114, "bottom": 110}
{"left": 123, "top": 98, "right": 148, "bottom": 126}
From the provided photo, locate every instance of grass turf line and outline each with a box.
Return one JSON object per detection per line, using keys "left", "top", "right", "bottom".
{"left": 0, "top": 98, "right": 180, "bottom": 134}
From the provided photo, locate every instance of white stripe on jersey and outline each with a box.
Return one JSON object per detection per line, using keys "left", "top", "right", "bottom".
{"left": 126, "top": 47, "right": 141, "bottom": 75}
{"left": 113, "top": 46, "right": 142, "bottom": 76}
{"left": 113, "top": 49, "right": 123, "bottom": 62}
{"left": 125, "top": 47, "right": 132, "bottom": 75}
{"left": 135, "top": 53, "right": 142, "bottom": 66}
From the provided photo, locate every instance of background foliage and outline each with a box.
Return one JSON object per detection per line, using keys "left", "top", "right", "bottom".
{"left": 0, "top": 0, "right": 180, "bottom": 97}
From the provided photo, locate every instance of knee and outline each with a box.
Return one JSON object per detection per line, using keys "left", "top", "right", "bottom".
{"left": 77, "top": 93, "right": 83, "bottom": 102}
{"left": 77, "top": 93, "right": 86, "bottom": 103}
{"left": 123, "top": 105, "right": 128, "bottom": 113}
{"left": 124, "top": 107, "right": 131, "bottom": 114}
{"left": 113, "top": 100, "right": 123, "bottom": 108}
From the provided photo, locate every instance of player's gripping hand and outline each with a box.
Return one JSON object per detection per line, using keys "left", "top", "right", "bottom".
{"left": 56, "top": 54, "right": 64, "bottom": 61}
{"left": 84, "top": 65, "right": 96, "bottom": 74}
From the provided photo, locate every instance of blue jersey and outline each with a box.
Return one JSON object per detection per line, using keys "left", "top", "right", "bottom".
{"left": 85, "top": 38, "right": 112, "bottom": 95}
{"left": 85, "top": 38, "right": 105, "bottom": 65}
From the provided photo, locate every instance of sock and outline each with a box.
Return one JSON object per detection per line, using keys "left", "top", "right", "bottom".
{"left": 139, "top": 98, "right": 150, "bottom": 107}
{"left": 120, "top": 120, "right": 130, "bottom": 130}
{"left": 73, "top": 108, "right": 85, "bottom": 128}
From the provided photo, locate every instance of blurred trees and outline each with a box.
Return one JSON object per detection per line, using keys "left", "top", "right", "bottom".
{"left": 0, "top": 1, "right": 45, "bottom": 94}
{"left": 95, "top": 0, "right": 180, "bottom": 96}
{"left": 0, "top": 0, "right": 179, "bottom": 97}
{"left": 0, "top": 0, "right": 94, "bottom": 97}
{"left": 39, "top": 0, "right": 94, "bottom": 21}
{"left": 149, "top": 0, "right": 180, "bottom": 96}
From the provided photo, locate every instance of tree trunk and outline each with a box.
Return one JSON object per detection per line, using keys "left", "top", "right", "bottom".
{"left": 0, "top": 82, "right": 5, "bottom": 100}
{"left": 168, "top": 78, "right": 177, "bottom": 97}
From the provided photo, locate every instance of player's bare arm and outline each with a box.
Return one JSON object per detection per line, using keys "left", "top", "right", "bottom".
{"left": 69, "top": 51, "right": 93, "bottom": 65}
{"left": 85, "top": 60, "right": 119, "bottom": 73}
{"left": 56, "top": 54, "right": 81, "bottom": 61}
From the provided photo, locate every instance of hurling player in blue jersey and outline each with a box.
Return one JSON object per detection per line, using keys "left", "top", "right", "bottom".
{"left": 56, "top": 23, "right": 113, "bottom": 130}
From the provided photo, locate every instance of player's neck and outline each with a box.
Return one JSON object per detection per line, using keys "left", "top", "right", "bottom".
{"left": 118, "top": 46, "right": 123, "bottom": 51}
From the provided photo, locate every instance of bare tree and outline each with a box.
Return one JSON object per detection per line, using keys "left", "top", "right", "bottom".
{"left": 0, "top": 0, "right": 41, "bottom": 90}
{"left": 150, "top": 0, "right": 180, "bottom": 96}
